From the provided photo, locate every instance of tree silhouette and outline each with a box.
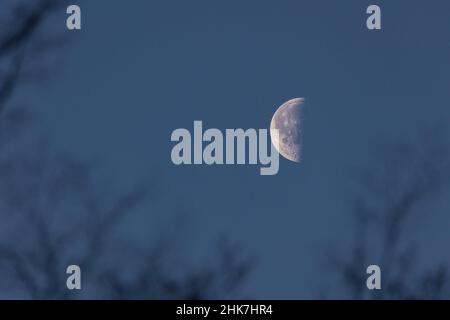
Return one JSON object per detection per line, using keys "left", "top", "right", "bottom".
{"left": 327, "top": 127, "right": 450, "bottom": 299}
{"left": 0, "top": 0, "right": 68, "bottom": 113}
{"left": 0, "top": 0, "right": 253, "bottom": 299}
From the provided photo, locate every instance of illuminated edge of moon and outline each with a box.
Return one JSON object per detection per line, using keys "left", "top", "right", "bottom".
{"left": 270, "top": 98, "right": 304, "bottom": 163}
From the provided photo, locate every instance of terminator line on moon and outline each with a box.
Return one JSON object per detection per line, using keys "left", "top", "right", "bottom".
{"left": 270, "top": 98, "right": 304, "bottom": 163}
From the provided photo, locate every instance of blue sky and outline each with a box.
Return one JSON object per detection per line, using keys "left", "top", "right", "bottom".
{"left": 21, "top": 0, "right": 450, "bottom": 298}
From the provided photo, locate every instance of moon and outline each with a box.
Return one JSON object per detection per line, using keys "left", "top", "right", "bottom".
{"left": 270, "top": 98, "right": 304, "bottom": 163}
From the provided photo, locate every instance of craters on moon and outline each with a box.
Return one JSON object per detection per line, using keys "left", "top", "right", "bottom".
{"left": 270, "top": 98, "right": 304, "bottom": 163}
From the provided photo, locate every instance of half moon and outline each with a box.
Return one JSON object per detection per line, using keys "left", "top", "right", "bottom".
{"left": 270, "top": 98, "right": 304, "bottom": 163}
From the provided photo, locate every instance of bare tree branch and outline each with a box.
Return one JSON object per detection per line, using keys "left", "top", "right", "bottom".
{"left": 326, "top": 127, "right": 450, "bottom": 299}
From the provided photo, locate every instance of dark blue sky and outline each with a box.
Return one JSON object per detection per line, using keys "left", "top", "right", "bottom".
{"left": 23, "top": 0, "right": 450, "bottom": 298}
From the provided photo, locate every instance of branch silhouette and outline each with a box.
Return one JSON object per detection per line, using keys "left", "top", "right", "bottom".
{"left": 0, "top": 1, "right": 253, "bottom": 299}
{"left": 327, "top": 127, "right": 450, "bottom": 299}
{"left": 0, "top": 0, "right": 66, "bottom": 114}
